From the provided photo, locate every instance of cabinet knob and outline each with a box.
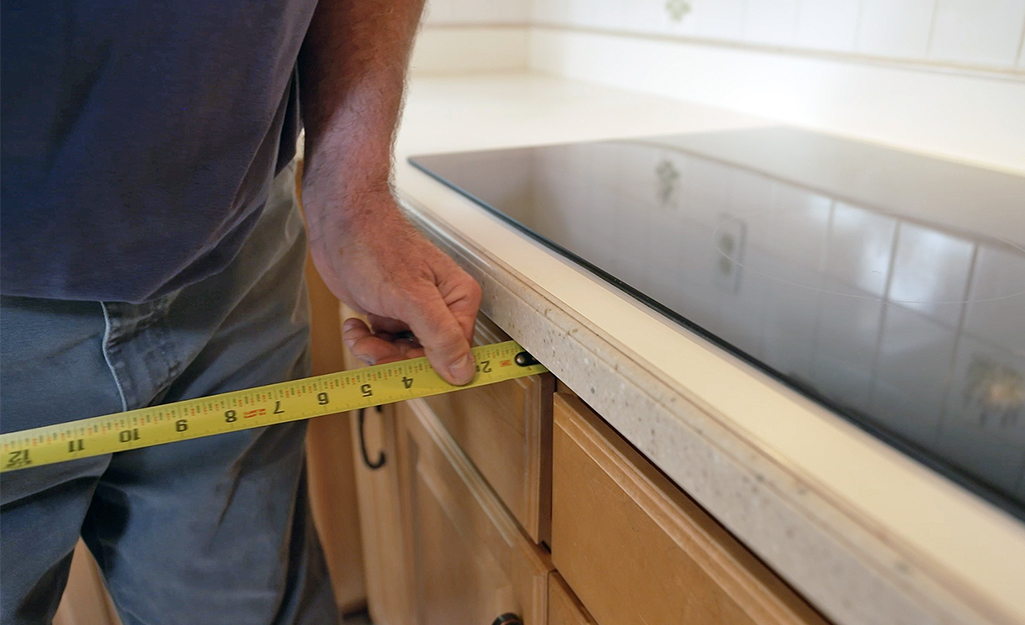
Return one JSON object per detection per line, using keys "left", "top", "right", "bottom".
{"left": 491, "top": 614, "right": 522, "bottom": 625}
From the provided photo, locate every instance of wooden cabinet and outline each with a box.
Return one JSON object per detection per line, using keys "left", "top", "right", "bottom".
{"left": 396, "top": 399, "right": 553, "bottom": 625}
{"left": 547, "top": 573, "right": 596, "bottom": 625}
{"left": 551, "top": 393, "right": 827, "bottom": 625}
{"left": 341, "top": 306, "right": 415, "bottom": 625}
{"left": 304, "top": 262, "right": 365, "bottom": 614}
{"left": 351, "top": 400, "right": 414, "bottom": 625}
{"left": 338, "top": 314, "right": 830, "bottom": 625}
{"left": 422, "top": 315, "right": 554, "bottom": 544}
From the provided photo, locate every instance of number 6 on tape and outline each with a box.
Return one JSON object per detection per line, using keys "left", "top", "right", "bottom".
{"left": 1, "top": 340, "right": 547, "bottom": 472}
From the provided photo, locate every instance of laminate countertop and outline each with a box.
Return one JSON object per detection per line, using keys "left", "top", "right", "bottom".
{"left": 391, "top": 72, "right": 1025, "bottom": 625}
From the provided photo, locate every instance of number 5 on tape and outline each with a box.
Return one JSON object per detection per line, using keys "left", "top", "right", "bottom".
{"left": 1, "top": 340, "right": 546, "bottom": 472}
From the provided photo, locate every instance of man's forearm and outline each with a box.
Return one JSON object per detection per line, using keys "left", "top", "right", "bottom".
{"left": 296, "top": 0, "right": 482, "bottom": 386}
{"left": 298, "top": 0, "right": 425, "bottom": 224}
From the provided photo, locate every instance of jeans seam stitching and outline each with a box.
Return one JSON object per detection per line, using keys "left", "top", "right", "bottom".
{"left": 99, "top": 302, "right": 129, "bottom": 412}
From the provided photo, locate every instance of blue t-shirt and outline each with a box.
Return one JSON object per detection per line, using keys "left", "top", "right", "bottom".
{"left": 1, "top": 1, "right": 318, "bottom": 303}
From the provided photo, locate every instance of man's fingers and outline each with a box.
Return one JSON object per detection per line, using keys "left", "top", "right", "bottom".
{"left": 342, "top": 317, "right": 424, "bottom": 365}
{"left": 401, "top": 290, "right": 476, "bottom": 386}
{"left": 345, "top": 305, "right": 470, "bottom": 385}
{"left": 444, "top": 278, "right": 482, "bottom": 344}
{"left": 366, "top": 314, "right": 413, "bottom": 337}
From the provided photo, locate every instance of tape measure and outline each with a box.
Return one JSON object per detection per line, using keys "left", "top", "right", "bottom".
{"left": 0, "top": 340, "right": 547, "bottom": 473}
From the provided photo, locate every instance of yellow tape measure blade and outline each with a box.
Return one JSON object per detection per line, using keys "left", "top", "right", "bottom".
{"left": 0, "top": 341, "right": 546, "bottom": 473}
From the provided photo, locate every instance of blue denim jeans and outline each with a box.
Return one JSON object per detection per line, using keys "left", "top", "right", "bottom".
{"left": 0, "top": 163, "right": 339, "bottom": 625}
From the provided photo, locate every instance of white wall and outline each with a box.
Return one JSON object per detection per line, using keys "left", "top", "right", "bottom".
{"left": 422, "top": 0, "right": 531, "bottom": 25}
{"left": 410, "top": 0, "right": 532, "bottom": 73}
{"left": 411, "top": 0, "right": 1025, "bottom": 172}
{"left": 531, "top": 0, "right": 1025, "bottom": 72}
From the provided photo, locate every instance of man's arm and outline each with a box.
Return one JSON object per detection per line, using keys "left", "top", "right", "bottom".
{"left": 298, "top": 0, "right": 482, "bottom": 385}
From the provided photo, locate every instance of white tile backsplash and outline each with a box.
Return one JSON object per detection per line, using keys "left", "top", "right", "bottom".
{"left": 794, "top": 0, "right": 861, "bottom": 52}
{"left": 620, "top": 0, "right": 679, "bottom": 35}
{"left": 531, "top": 0, "right": 570, "bottom": 24}
{"left": 498, "top": 0, "right": 532, "bottom": 23}
{"left": 743, "top": 0, "right": 799, "bottom": 45}
{"left": 692, "top": 0, "right": 749, "bottom": 40}
{"left": 929, "top": 0, "right": 1025, "bottom": 67}
{"left": 855, "top": 0, "right": 937, "bottom": 59}
{"left": 424, "top": 0, "right": 530, "bottom": 24}
{"left": 460, "top": 0, "right": 1023, "bottom": 70}
{"left": 566, "top": 0, "right": 595, "bottom": 28}
{"left": 588, "top": 0, "right": 628, "bottom": 31}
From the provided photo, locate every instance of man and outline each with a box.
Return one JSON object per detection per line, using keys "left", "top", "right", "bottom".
{"left": 0, "top": 1, "right": 480, "bottom": 623}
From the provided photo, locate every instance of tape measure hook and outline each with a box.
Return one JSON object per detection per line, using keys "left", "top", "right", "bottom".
{"left": 514, "top": 351, "right": 539, "bottom": 367}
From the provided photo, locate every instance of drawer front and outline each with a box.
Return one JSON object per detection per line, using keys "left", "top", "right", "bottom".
{"left": 551, "top": 393, "right": 827, "bottom": 625}
{"left": 548, "top": 573, "right": 596, "bottom": 625}
{"left": 423, "top": 315, "right": 553, "bottom": 543}
{"left": 397, "top": 399, "right": 553, "bottom": 625}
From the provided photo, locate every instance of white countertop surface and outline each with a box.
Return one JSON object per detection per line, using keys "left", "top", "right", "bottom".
{"left": 392, "top": 72, "right": 1025, "bottom": 625}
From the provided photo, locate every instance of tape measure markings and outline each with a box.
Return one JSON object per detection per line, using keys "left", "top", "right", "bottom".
{"left": 1, "top": 340, "right": 547, "bottom": 472}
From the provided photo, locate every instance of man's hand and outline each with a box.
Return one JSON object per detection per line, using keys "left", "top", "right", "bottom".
{"left": 298, "top": 0, "right": 482, "bottom": 385}
{"left": 307, "top": 188, "right": 481, "bottom": 385}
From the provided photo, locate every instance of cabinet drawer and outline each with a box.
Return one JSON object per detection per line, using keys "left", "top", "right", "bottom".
{"left": 548, "top": 573, "right": 596, "bottom": 625}
{"left": 551, "top": 394, "right": 827, "bottom": 625}
{"left": 398, "top": 399, "right": 553, "bottom": 625}
{"left": 423, "top": 315, "right": 553, "bottom": 543}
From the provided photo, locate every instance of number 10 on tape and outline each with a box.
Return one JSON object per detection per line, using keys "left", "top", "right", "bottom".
{"left": 1, "top": 340, "right": 547, "bottom": 472}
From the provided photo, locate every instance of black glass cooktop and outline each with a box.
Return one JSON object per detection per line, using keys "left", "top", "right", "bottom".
{"left": 410, "top": 127, "right": 1025, "bottom": 519}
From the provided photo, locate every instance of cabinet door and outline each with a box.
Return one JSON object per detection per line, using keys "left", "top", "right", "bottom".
{"left": 551, "top": 393, "right": 828, "bottom": 625}
{"left": 423, "top": 315, "right": 553, "bottom": 544}
{"left": 397, "top": 399, "right": 552, "bottom": 625}
{"left": 305, "top": 261, "right": 365, "bottom": 614}
{"left": 547, "top": 573, "right": 596, "bottom": 625}
{"left": 343, "top": 307, "right": 415, "bottom": 625}
{"left": 352, "top": 401, "right": 413, "bottom": 625}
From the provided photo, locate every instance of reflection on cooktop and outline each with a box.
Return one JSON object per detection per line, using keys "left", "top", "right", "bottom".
{"left": 410, "top": 127, "right": 1025, "bottom": 519}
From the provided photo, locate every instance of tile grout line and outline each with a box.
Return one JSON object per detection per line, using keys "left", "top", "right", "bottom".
{"left": 925, "top": 0, "right": 940, "bottom": 57}
{"left": 851, "top": 0, "right": 866, "bottom": 54}
{"left": 1016, "top": 14, "right": 1025, "bottom": 68}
